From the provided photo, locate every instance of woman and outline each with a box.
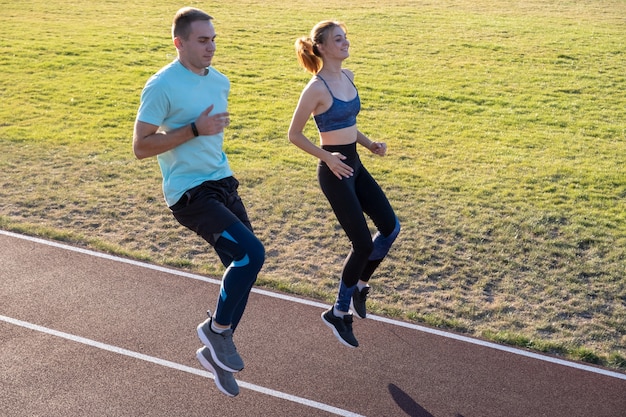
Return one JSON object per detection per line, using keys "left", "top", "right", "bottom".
{"left": 288, "top": 21, "right": 400, "bottom": 348}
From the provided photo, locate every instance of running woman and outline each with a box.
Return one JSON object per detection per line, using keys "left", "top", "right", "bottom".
{"left": 288, "top": 21, "right": 400, "bottom": 347}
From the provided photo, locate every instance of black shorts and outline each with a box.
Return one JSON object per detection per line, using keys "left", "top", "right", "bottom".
{"left": 170, "top": 176, "right": 252, "bottom": 246}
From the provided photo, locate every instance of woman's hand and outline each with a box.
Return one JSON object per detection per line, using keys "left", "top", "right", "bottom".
{"left": 369, "top": 141, "right": 387, "bottom": 156}
{"left": 324, "top": 152, "right": 354, "bottom": 179}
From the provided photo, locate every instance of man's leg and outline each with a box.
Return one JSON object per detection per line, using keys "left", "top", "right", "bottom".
{"left": 197, "top": 221, "right": 265, "bottom": 372}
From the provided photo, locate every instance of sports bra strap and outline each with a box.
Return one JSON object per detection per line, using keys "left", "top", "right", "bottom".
{"left": 317, "top": 71, "right": 356, "bottom": 99}
{"left": 316, "top": 74, "right": 334, "bottom": 98}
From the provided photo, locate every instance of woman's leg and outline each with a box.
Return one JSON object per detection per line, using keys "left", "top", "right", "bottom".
{"left": 318, "top": 165, "right": 373, "bottom": 310}
{"left": 354, "top": 167, "right": 400, "bottom": 283}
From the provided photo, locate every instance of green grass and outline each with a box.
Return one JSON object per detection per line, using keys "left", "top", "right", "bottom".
{"left": 1, "top": 0, "right": 625, "bottom": 370}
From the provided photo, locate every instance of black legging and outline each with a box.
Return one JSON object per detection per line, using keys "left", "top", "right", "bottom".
{"left": 318, "top": 142, "right": 397, "bottom": 287}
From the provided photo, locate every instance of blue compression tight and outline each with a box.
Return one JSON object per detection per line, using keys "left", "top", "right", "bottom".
{"left": 213, "top": 221, "right": 265, "bottom": 331}
{"left": 335, "top": 217, "right": 400, "bottom": 312}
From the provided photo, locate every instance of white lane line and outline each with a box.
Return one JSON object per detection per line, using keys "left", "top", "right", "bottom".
{"left": 2, "top": 229, "right": 625, "bottom": 381}
{"left": 0, "top": 314, "right": 365, "bottom": 417}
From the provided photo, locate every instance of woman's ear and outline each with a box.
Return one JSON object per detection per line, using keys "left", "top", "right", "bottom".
{"left": 314, "top": 42, "right": 324, "bottom": 56}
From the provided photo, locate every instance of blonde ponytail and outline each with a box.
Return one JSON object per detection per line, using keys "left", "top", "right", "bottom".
{"left": 294, "top": 20, "right": 347, "bottom": 75}
{"left": 295, "top": 36, "right": 322, "bottom": 74}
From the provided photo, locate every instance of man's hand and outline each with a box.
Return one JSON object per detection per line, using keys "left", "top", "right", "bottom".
{"left": 195, "top": 104, "right": 230, "bottom": 135}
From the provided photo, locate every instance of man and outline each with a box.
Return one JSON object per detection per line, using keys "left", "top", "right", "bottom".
{"left": 133, "top": 7, "right": 265, "bottom": 397}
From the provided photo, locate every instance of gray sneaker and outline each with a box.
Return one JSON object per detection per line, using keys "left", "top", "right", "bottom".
{"left": 196, "top": 347, "right": 240, "bottom": 397}
{"left": 197, "top": 317, "right": 244, "bottom": 373}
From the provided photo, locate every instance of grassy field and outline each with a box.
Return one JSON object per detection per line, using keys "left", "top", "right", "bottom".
{"left": 1, "top": 0, "right": 625, "bottom": 369}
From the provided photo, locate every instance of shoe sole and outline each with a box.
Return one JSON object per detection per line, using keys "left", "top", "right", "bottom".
{"left": 196, "top": 348, "right": 239, "bottom": 397}
{"left": 197, "top": 322, "right": 243, "bottom": 373}
{"left": 321, "top": 311, "right": 358, "bottom": 348}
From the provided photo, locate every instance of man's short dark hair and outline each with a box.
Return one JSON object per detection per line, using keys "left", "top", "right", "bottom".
{"left": 172, "top": 7, "right": 213, "bottom": 40}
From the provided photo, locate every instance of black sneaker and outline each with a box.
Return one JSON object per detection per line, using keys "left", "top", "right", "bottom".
{"left": 196, "top": 347, "right": 240, "bottom": 397}
{"left": 351, "top": 286, "right": 370, "bottom": 319}
{"left": 321, "top": 308, "right": 359, "bottom": 348}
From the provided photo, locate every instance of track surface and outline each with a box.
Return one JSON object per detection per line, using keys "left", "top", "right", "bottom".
{"left": 1, "top": 230, "right": 625, "bottom": 417}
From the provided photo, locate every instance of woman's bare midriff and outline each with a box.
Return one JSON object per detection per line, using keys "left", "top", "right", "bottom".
{"left": 319, "top": 125, "right": 358, "bottom": 146}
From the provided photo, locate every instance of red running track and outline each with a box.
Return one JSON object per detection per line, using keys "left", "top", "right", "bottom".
{"left": 1, "top": 230, "right": 625, "bottom": 417}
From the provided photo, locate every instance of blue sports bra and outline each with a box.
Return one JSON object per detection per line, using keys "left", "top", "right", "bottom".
{"left": 313, "top": 72, "right": 361, "bottom": 133}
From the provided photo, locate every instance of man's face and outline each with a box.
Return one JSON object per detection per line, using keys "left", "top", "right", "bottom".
{"left": 177, "top": 20, "right": 217, "bottom": 72}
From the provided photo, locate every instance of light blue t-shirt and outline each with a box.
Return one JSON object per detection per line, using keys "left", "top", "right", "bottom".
{"left": 136, "top": 59, "right": 233, "bottom": 206}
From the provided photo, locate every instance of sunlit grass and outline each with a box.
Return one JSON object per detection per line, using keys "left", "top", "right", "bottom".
{"left": 1, "top": 0, "right": 625, "bottom": 369}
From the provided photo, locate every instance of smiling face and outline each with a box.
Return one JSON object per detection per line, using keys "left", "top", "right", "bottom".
{"left": 174, "top": 19, "right": 217, "bottom": 74}
{"left": 318, "top": 24, "right": 350, "bottom": 61}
